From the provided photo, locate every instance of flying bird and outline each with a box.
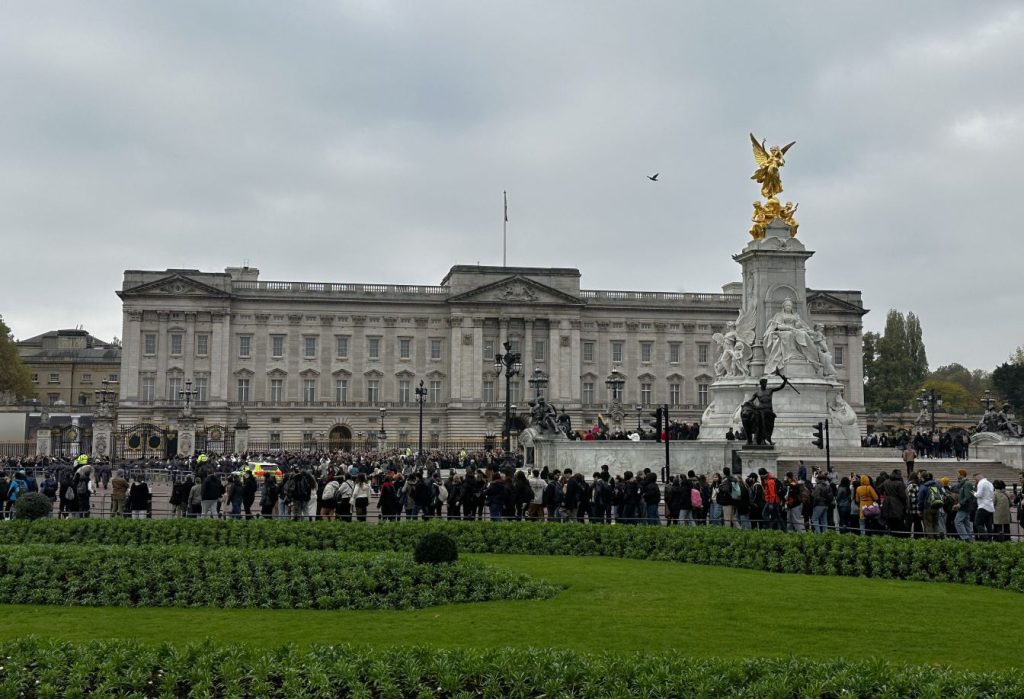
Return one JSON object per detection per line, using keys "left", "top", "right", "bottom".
{"left": 647, "top": 173, "right": 659, "bottom": 181}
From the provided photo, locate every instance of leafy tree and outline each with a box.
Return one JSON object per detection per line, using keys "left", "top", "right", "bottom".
{"left": 905, "top": 312, "right": 928, "bottom": 384}
{"left": 870, "top": 310, "right": 913, "bottom": 412}
{"left": 929, "top": 363, "right": 991, "bottom": 402}
{"left": 862, "top": 331, "right": 879, "bottom": 409}
{"left": 0, "top": 315, "right": 34, "bottom": 402}
{"left": 1010, "top": 346, "right": 1024, "bottom": 365}
{"left": 991, "top": 363, "right": 1024, "bottom": 412}
{"left": 920, "top": 378, "right": 974, "bottom": 414}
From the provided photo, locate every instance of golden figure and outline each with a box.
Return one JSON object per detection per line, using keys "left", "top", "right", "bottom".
{"left": 748, "top": 133, "right": 799, "bottom": 239}
{"left": 750, "top": 133, "right": 795, "bottom": 199}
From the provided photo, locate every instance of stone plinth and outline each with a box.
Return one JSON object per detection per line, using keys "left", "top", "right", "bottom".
{"left": 176, "top": 415, "right": 200, "bottom": 458}
{"left": 92, "top": 417, "right": 115, "bottom": 460}
{"left": 971, "top": 433, "right": 1024, "bottom": 470}
{"left": 737, "top": 444, "right": 777, "bottom": 477}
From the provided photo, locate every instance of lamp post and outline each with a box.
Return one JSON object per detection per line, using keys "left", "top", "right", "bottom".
{"left": 917, "top": 388, "right": 943, "bottom": 435}
{"left": 980, "top": 390, "right": 998, "bottom": 411}
{"left": 635, "top": 405, "right": 643, "bottom": 432}
{"left": 604, "top": 369, "right": 626, "bottom": 429}
{"left": 494, "top": 341, "right": 522, "bottom": 457}
{"left": 415, "top": 379, "right": 427, "bottom": 460}
{"left": 378, "top": 406, "right": 388, "bottom": 450}
{"left": 527, "top": 368, "right": 548, "bottom": 400}
{"left": 178, "top": 379, "right": 199, "bottom": 417}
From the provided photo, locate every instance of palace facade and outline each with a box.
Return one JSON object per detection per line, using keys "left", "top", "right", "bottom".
{"left": 116, "top": 264, "right": 866, "bottom": 449}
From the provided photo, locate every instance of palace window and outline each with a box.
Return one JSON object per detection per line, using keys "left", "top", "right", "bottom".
{"left": 669, "top": 342, "right": 681, "bottom": 364}
{"left": 835, "top": 346, "right": 845, "bottom": 366}
{"left": 429, "top": 380, "right": 442, "bottom": 403}
{"left": 144, "top": 334, "right": 157, "bottom": 356}
{"left": 195, "top": 377, "right": 208, "bottom": 402}
{"left": 640, "top": 342, "right": 653, "bottom": 363}
{"left": 367, "top": 379, "right": 380, "bottom": 404}
{"left": 303, "top": 379, "right": 316, "bottom": 404}
{"left": 483, "top": 339, "right": 494, "bottom": 360}
{"left": 335, "top": 379, "right": 348, "bottom": 403}
{"left": 303, "top": 336, "right": 317, "bottom": 359}
{"left": 698, "top": 382, "right": 709, "bottom": 408}
{"left": 669, "top": 383, "right": 681, "bottom": 406}
{"left": 237, "top": 378, "right": 250, "bottom": 403}
{"left": 482, "top": 380, "right": 495, "bottom": 402}
{"left": 534, "top": 340, "right": 545, "bottom": 361}
{"left": 142, "top": 376, "right": 155, "bottom": 402}
{"left": 170, "top": 333, "right": 183, "bottom": 356}
{"left": 399, "top": 338, "right": 412, "bottom": 360}
{"left": 697, "top": 343, "right": 709, "bottom": 364}
{"left": 195, "top": 334, "right": 209, "bottom": 357}
{"left": 399, "top": 379, "right": 411, "bottom": 403}
{"left": 430, "top": 338, "right": 443, "bottom": 360}
{"left": 640, "top": 382, "right": 652, "bottom": 406}
{"left": 509, "top": 380, "right": 521, "bottom": 404}
{"left": 582, "top": 341, "right": 594, "bottom": 362}
{"left": 271, "top": 335, "right": 285, "bottom": 358}
{"left": 269, "top": 432, "right": 281, "bottom": 449}
{"left": 367, "top": 337, "right": 380, "bottom": 360}
{"left": 270, "top": 379, "right": 284, "bottom": 404}
{"left": 582, "top": 382, "right": 594, "bottom": 405}
{"left": 48, "top": 373, "right": 60, "bottom": 384}
{"left": 238, "top": 336, "right": 251, "bottom": 359}
{"left": 167, "top": 375, "right": 182, "bottom": 404}
{"left": 336, "top": 335, "right": 349, "bottom": 358}
{"left": 611, "top": 341, "right": 623, "bottom": 363}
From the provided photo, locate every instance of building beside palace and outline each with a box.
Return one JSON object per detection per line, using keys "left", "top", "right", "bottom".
{"left": 17, "top": 329, "right": 121, "bottom": 407}
{"left": 115, "top": 264, "right": 866, "bottom": 450}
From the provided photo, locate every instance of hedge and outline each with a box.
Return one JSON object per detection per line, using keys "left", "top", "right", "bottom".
{"left": 0, "top": 638, "right": 1022, "bottom": 698}
{"left": 0, "top": 545, "right": 559, "bottom": 610}
{"left": 5, "top": 518, "right": 1024, "bottom": 593}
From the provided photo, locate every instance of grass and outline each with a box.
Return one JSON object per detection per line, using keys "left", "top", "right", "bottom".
{"left": 2, "top": 553, "right": 1020, "bottom": 671}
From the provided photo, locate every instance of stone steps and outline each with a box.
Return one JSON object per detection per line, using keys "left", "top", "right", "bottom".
{"left": 777, "top": 457, "right": 1021, "bottom": 484}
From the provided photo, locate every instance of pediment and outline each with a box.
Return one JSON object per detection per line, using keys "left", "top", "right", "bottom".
{"left": 119, "top": 274, "right": 230, "bottom": 299}
{"left": 447, "top": 275, "right": 582, "bottom": 306}
{"left": 806, "top": 291, "right": 867, "bottom": 316}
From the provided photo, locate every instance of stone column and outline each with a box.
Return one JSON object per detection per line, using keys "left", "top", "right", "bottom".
{"left": 35, "top": 409, "right": 51, "bottom": 458}
{"left": 234, "top": 413, "right": 250, "bottom": 454}
{"left": 156, "top": 311, "right": 170, "bottom": 399}
{"left": 497, "top": 317, "right": 508, "bottom": 402}
{"left": 122, "top": 309, "right": 143, "bottom": 401}
{"left": 92, "top": 415, "right": 115, "bottom": 460}
{"left": 176, "top": 415, "right": 199, "bottom": 458}
{"left": 548, "top": 322, "right": 561, "bottom": 402}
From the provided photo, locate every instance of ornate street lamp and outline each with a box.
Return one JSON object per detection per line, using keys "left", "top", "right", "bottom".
{"left": 178, "top": 379, "right": 199, "bottom": 417}
{"left": 604, "top": 369, "right": 626, "bottom": 429}
{"left": 494, "top": 341, "right": 522, "bottom": 456}
{"left": 378, "top": 406, "right": 388, "bottom": 448}
{"left": 917, "top": 388, "right": 943, "bottom": 435}
{"left": 635, "top": 404, "right": 643, "bottom": 431}
{"left": 415, "top": 379, "right": 428, "bottom": 461}
{"left": 980, "top": 390, "right": 998, "bottom": 411}
{"left": 527, "top": 368, "right": 548, "bottom": 399}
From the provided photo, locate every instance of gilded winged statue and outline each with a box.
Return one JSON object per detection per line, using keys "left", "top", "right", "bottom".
{"left": 750, "top": 133, "right": 795, "bottom": 200}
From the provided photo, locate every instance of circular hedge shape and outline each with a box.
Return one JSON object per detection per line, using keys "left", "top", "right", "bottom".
{"left": 413, "top": 532, "right": 459, "bottom": 564}
{"left": 14, "top": 493, "right": 53, "bottom": 520}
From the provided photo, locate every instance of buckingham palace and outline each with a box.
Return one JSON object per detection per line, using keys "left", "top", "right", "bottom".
{"left": 115, "top": 264, "right": 866, "bottom": 450}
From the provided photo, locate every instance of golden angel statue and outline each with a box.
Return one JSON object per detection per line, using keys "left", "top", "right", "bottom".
{"left": 750, "top": 133, "right": 795, "bottom": 200}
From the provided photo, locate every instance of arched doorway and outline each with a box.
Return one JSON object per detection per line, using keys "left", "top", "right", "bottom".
{"left": 329, "top": 425, "right": 353, "bottom": 451}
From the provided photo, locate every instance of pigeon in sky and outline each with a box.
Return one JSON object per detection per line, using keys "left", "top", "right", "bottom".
{"left": 647, "top": 173, "right": 659, "bottom": 181}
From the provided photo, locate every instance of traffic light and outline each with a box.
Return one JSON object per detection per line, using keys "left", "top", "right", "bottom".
{"left": 649, "top": 407, "right": 663, "bottom": 442}
{"left": 811, "top": 422, "right": 824, "bottom": 450}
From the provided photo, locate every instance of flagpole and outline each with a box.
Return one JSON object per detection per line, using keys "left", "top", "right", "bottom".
{"left": 503, "top": 190, "right": 507, "bottom": 267}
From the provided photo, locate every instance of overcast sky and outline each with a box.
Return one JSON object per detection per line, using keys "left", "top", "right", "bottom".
{"left": 2, "top": 1, "right": 1021, "bottom": 371}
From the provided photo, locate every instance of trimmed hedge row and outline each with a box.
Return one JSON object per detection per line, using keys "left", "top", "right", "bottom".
{"left": 1, "top": 639, "right": 1022, "bottom": 698}
{"left": 6, "top": 518, "right": 1024, "bottom": 593}
{"left": 0, "top": 545, "right": 558, "bottom": 609}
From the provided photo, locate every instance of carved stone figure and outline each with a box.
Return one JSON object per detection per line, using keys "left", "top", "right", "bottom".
{"left": 829, "top": 393, "right": 858, "bottom": 427}
{"left": 809, "top": 323, "right": 838, "bottom": 378}
{"left": 712, "top": 307, "right": 755, "bottom": 378}
{"left": 763, "top": 298, "right": 817, "bottom": 376}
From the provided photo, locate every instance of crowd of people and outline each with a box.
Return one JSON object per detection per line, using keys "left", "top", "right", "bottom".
{"left": 4, "top": 449, "right": 1022, "bottom": 540}
{"left": 862, "top": 429, "right": 972, "bottom": 460}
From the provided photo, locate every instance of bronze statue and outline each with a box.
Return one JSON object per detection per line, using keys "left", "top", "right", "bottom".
{"left": 747, "top": 375, "right": 792, "bottom": 445}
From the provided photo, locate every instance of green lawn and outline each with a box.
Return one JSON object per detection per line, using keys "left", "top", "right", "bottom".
{"left": 3, "top": 554, "right": 1020, "bottom": 670}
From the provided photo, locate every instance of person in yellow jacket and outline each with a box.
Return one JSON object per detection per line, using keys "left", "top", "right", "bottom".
{"left": 855, "top": 474, "right": 879, "bottom": 536}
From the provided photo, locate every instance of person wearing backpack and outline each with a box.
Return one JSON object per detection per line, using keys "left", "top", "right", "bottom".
{"left": 542, "top": 474, "right": 562, "bottom": 521}
{"left": 746, "top": 473, "right": 763, "bottom": 529}
{"left": 733, "top": 474, "right": 751, "bottom": 529}
{"left": 677, "top": 472, "right": 695, "bottom": 526}
{"left": 915, "top": 472, "right": 941, "bottom": 537}
{"left": 718, "top": 468, "right": 738, "bottom": 528}
{"left": 759, "top": 468, "right": 784, "bottom": 531}
{"left": 5, "top": 471, "right": 28, "bottom": 519}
